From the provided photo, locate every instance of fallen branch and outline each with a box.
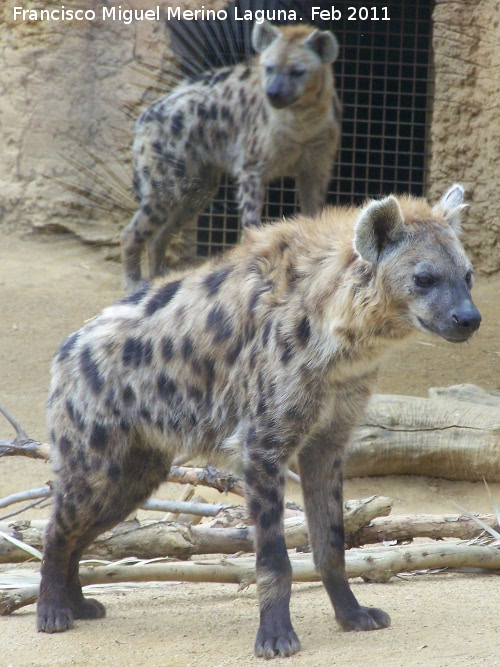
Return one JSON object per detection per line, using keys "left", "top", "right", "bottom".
{"left": 0, "top": 466, "right": 246, "bottom": 517}
{"left": 0, "top": 496, "right": 392, "bottom": 563}
{"left": 2, "top": 541, "right": 499, "bottom": 615}
{"left": 349, "top": 512, "right": 500, "bottom": 547}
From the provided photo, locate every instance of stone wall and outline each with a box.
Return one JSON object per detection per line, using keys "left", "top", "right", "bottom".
{"left": 1, "top": 0, "right": 499, "bottom": 272}
{"left": 0, "top": 0, "right": 174, "bottom": 243}
{"left": 429, "top": 0, "right": 500, "bottom": 274}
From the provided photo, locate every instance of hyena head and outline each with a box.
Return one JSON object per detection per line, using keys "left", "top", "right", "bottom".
{"left": 252, "top": 20, "right": 338, "bottom": 109}
{"left": 353, "top": 184, "right": 481, "bottom": 343}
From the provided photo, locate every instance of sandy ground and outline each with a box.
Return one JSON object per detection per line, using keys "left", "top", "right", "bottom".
{"left": 1, "top": 230, "right": 499, "bottom": 667}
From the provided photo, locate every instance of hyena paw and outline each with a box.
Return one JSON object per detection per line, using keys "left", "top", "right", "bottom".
{"left": 72, "top": 597, "right": 106, "bottom": 620}
{"left": 254, "top": 624, "right": 301, "bottom": 659}
{"left": 36, "top": 603, "right": 74, "bottom": 633}
{"left": 337, "top": 605, "right": 391, "bottom": 632}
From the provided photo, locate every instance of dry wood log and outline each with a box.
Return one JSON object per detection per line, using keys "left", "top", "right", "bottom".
{"left": 346, "top": 390, "right": 500, "bottom": 481}
{"left": 348, "top": 512, "right": 500, "bottom": 547}
{"left": 2, "top": 542, "right": 500, "bottom": 615}
{"left": 0, "top": 496, "right": 392, "bottom": 563}
{"left": 428, "top": 383, "right": 500, "bottom": 407}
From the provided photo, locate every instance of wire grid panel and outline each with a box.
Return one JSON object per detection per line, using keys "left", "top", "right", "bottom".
{"left": 183, "top": 0, "right": 433, "bottom": 258}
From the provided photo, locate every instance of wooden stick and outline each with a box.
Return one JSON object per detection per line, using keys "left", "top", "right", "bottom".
{"left": 0, "top": 496, "right": 392, "bottom": 563}
{"left": 349, "top": 512, "right": 500, "bottom": 547}
{"left": 2, "top": 542, "right": 500, "bottom": 615}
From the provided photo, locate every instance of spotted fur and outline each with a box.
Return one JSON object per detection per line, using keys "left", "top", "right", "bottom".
{"left": 121, "top": 20, "right": 341, "bottom": 289}
{"left": 38, "top": 186, "right": 480, "bottom": 658}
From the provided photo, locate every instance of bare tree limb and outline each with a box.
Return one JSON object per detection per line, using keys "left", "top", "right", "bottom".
{"left": 0, "top": 496, "right": 392, "bottom": 563}
{"left": 0, "top": 403, "right": 29, "bottom": 441}
{"left": 349, "top": 512, "right": 500, "bottom": 547}
{"left": 2, "top": 542, "right": 500, "bottom": 615}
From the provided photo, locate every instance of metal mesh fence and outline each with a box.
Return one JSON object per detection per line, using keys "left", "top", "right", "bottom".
{"left": 170, "top": 0, "right": 434, "bottom": 258}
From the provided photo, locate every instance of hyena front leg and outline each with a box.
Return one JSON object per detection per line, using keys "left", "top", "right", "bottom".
{"left": 236, "top": 172, "right": 265, "bottom": 229}
{"left": 243, "top": 429, "right": 300, "bottom": 659}
{"left": 298, "top": 425, "right": 391, "bottom": 632}
{"left": 296, "top": 165, "right": 331, "bottom": 217}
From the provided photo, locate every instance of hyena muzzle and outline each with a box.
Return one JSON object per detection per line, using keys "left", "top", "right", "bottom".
{"left": 37, "top": 185, "right": 480, "bottom": 658}
{"left": 121, "top": 20, "right": 341, "bottom": 289}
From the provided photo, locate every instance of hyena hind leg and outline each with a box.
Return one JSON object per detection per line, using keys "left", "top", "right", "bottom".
{"left": 37, "top": 447, "right": 173, "bottom": 632}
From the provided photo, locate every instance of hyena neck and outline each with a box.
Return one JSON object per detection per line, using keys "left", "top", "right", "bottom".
{"left": 300, "top": 250, "right": 413, "bottom": 369}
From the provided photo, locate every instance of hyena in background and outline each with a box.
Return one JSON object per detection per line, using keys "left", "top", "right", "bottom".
{"left": 38, "top": 185, "right": 480, "bottom": 658}
{"left": 121, "top": 20, "right": 341, "bottom": 289}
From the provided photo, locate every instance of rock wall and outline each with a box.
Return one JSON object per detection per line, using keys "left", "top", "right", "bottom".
{"left": 0, "top": 0, "right": 174, "bottom": 243}
{"left": 429, "top": 0, "right": 500, "bottom": 274}
{"left": 1, "top": 0, "right": 499, "bottom": 272}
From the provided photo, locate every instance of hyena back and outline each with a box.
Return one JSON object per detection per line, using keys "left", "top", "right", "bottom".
{"left": 121, "top": 20, "right": 341, "bottom": 289}
{"left": 38, "top": 185, "right": 480, "bottom": 658}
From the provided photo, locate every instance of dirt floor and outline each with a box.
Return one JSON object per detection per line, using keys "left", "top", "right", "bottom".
{"left": 1, "top": 229, "right": 499, "bottom": 667}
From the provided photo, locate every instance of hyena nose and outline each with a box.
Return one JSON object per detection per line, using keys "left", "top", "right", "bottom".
{"left": 452, "top": 304, "right": 482, "bottom": 333}
{"left": 266, "top": 89, "right": 290, "bottom": 109}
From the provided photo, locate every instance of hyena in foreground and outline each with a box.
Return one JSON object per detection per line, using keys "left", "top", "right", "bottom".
{"left": 38, "top": 185, "right": 481, "bottom": 658}
{"left": 121, "top": 20, "right": 341, "bottom": 289}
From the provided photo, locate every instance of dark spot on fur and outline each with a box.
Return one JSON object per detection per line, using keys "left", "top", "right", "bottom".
{"left": 206, "top": 304, "right": 233, "bottom": 343}
{"left": 248, "top": 497, "right": 262, "bottom": 519}
{"left": 239, "top": 67, "right": 251, "bottom": 81}
{"left": 226, "top": 337, "right": 243, "bottom": 365}
{"left": 108, "top": 462, "right": 121, "bottom": 482}
{"left": 143, "top": 340, "right": 153, "bottom": 365}
{"left": 258, "top": 536, "right": 288, "bottom": 569}
{"left": 203, "top": 357, "right": 215, "bottom": 397}
{"left": 57, "top": 331, "right": 80, "bottom": 362}
{"left": 329, "top": 522, "right": 345, "bottom": 550}
{"left": 157, "top": 373, "right": 176, "bottom": 400}
{"left": 59, "top": 436, "right": 72, "bottom": 456}
{"left": 197, "top": 104, "right": 209, "bottom": 120}
{"left": 281, "top": 341, "right": 294, "bottom": 365}
{"left": 145, "top": 279, "right": 182, "bottom": 316}
{"left": 204, "top": 265, "right": 233, "bottom": 297}
{"left": 332, "top": 485, "right": 343, "bottom": 503}
{"left": 262, "top": 319, "right": 272, "bottom": 346}
{"left": 122, "top": 385, "right": 136, "bottom": 405}
{"left": 182, "top": 335, "right": 193, "bottom": 360}
{"left": 187, "top": 385, "right": 203, "bottom": 402}
{"left": 296, "top": 316, "right": 311, "bottom": 346}
{"left": 80, "top": 346, "right": 104, "bottom": 395}
{"left": 89, "top": 422, "right": 109, "bottom": 451}
{"left": 260, "top": 506, "right": 282, "bottom": 531}
{"left": 211, "top": 69, "right": 231, "bottom": 85}
{"left": 171, "top": 111, "right": 184, "bottom": 136}
{"left": 173, "top": 159, "right": 186, "bottom": 178}
{"left": 243, "top": 465, "right": 257, "bottom": 487}
{"left": 119, "top": 283, "right": 150, "bottom": 306}
{"left": 122, "top": 337, "right": 144, "bottom": 367}
{"left": 160, "top": 336, "right": 175, "bottom": 362}
{"left": 66, "top": 399, "right": 85, "bottom": 431}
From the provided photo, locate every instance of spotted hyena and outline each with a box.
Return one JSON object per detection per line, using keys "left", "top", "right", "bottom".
{"left": 38, "top": 185, "right": 480, "bottom": 658}
{"left": 121, "top": 20, "right": 341, "bottom": 289}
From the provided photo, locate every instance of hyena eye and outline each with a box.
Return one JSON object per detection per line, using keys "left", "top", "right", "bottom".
{"left": 414, "top": 273, "right": 436, "bottom": 288}
{"left": 465, "top": 269, "right": 473, "bottom": 289}
{"left": 290, "top": 68, "right": 306, "bottom": 78}
{"left": 265, "top": 65, "right": 275, "bottom": 75}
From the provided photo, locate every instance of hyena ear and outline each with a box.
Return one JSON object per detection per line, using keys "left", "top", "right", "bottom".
{"left": 353, "top": 196, "right": 406, "bottom": 264}
{"left": 432, "top": 183, "right": 468, "bottom": 235}
{"left": 302, "top": 29, "right": 339, "bottom": 64}
{"left": 252, "top": 20, "right": 280, "bottom": 53}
